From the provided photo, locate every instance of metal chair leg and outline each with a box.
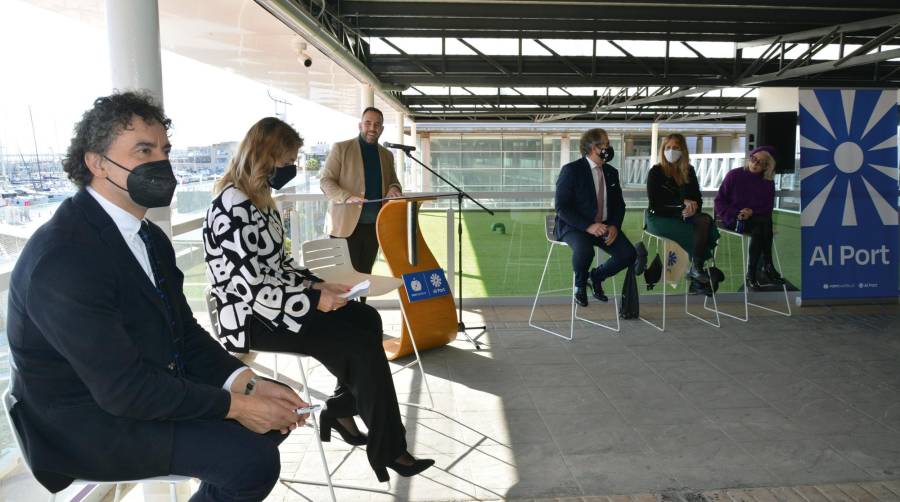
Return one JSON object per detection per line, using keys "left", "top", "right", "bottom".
{"left": 706, "top": 231, "right": 748, "bottom": 322}
{"left": 639, "top": 232, "right": 665, "bottom": 331}
{"left": 685, "top": 270, "right": 721, "bottom": 328}
{"left": 529, "top": 242, "right": 574, "bottom": 340}
{"left": 574, "top": 252, "right": 620, "bottom": 333}
{"left": 747, "top": 235, "right": 792, "bottom": 316}
{"left": 395, "top": 301, "right": 436, "bottom": 410}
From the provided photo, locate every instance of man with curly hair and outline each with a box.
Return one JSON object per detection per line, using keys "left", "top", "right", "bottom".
{"left": 6, "top": 91, "right": 310, "bottom": 501}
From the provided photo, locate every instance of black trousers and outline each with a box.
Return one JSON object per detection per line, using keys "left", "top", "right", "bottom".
{"left": 170, "top": 420, "right": 287, "bottom": 502}
{"left": 339, "top": 223, "right": 379, "bottom": 274}
{"left": 333, "top": 223, "right": 379, "bottom": 303}
{"left": 719, "top": 214, "right": 774, "bottom": 273}
{"left": 561, "top": 229, "right": 636, "bottom": 288}
{"left": 247, "top": 302, "right": 406, "bottom": 470}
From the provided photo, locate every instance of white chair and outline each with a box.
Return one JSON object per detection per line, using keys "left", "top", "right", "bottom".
{"left": 529, "top": 215, "right": 620, "bottom": 340}
{"left": 639, "top": 227, "right": 721, "bottom": 332}
{"left": 300, "top": 238, "right": 435, "bottom": 410}
{"left": 299, "top": 238, "right": 403, "bottom": 297}
{"left": 2, "top": 385, "right": 189, "bottom": 502}
{"left": 705, "top": 227, "right": 792, "bottom": 321}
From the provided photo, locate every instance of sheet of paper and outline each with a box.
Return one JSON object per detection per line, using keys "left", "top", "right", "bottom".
{"left": 339, "top": 279, "right": 371, "bottom": 300}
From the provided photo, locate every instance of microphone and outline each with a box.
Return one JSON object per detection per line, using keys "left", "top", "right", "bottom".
{"left": 383, "top": 141, "right": 416, "bottom": 152}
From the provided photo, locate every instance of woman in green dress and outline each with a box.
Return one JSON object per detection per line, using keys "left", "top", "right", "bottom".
{"left": 645, "top": 133, "right": 721, "bottom": 291}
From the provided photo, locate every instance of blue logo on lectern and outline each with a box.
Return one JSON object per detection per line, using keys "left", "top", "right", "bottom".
{"left": 402, "top": 268, "right": 451, "bottom": 302}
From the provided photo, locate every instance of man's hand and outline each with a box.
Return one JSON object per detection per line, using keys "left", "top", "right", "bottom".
{"left": 228, "top": 393, "right": 307, "bottom": 434}
{"left": 316, "top": 289, "right": 348, "bottom": 313}
{"left": 386, "top": 186, "right": 402, "bottom": 198}
{"left": 604, "top": 225, "right": 619, "bottom": 245}
{"left": 345, "top": 195, "right": 366, "bottom": 204}
{"left": 586, "top": 223, "right": 605, "bottom": 237}
{"left": 738, "top": 208, "right": 753, "bottom": 220}
{"left": 253, "top": 379, "right": 310, "bottom": 433}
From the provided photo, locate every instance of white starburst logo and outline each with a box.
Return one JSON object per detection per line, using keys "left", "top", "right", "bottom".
{"left": 429, "top": 273, "right": 442, "bottom": 288}
{"left": 800, "top": 89, "right": 898, "bottom": 228}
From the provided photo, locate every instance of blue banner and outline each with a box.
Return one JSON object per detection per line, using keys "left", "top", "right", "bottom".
{"left": 402, "top": 268, "right": 451, "bottom": 303}
{"left": 799, "top": 89, "right": 899, "bottom": 299}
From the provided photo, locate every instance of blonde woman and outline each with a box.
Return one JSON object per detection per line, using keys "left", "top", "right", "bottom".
{"left": 645, "top": 133, "right": 721, "bottom": 293}
{"left": 714, "top": 145, "right": 783, "bottom": 288}
{"left": 203, "top": 117, "right": 433, "bottom": 482}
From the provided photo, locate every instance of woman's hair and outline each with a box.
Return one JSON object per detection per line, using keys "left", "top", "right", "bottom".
{"left": 746, "top": 149, "right": 776, "bottom": 180}
{"left": 63, "top": 91, "right": 171, "bottom": 189}
{"left": 215, "top": 117, "right": 303, "bottom": 209}
{"left": 658, "top": 133, "right": 691, "bottom": 185}
{"left": 579, "top": 128, "right": 608, "bottom": 156}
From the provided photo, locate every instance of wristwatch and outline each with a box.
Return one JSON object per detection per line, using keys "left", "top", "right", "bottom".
{"left": 244, "top": 375, "right": 258, "bottom": 395}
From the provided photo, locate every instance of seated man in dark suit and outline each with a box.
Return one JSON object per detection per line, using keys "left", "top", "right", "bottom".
{"left": 6, "top": 91, "right": 311, "bottom": 501}
{"left": 555, "top": 128, "right": 636, "bottom": 307}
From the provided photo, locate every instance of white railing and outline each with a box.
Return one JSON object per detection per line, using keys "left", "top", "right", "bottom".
{"left": 621, "top": 153, "right": 746, "bottom": 190}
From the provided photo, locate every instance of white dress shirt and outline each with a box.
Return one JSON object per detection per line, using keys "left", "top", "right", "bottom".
{"left": 585, "top": 156, "right": 608, "bottom": 222}
{"left": 86, "top": 186, "right": 248, "bottom": 390}
{"left": 86, "top": 186, "right": 154, "bottom": 285}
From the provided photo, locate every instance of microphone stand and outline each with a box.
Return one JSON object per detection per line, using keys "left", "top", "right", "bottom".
{"left": 399, "top": 148, "right": 494, "bottom": 349}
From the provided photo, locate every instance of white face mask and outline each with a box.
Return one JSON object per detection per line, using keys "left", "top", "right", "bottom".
{"left": 664, "top": 148, "right": 682, "bottom": 163}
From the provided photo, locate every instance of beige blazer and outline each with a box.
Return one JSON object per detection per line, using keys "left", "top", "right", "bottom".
{"left": 320, "top": 137, "right": 402, "bottom": 237}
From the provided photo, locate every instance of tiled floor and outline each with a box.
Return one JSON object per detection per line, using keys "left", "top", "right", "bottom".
{"left": 261, "top": 301, "right": 900, "bottom": 501}
{"left": 3, "top": 301, "right": 899, "bottom": 501}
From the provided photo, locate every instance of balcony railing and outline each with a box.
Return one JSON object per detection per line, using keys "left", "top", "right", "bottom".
{"left": 621, "top": 153, "right": 747, "bottom": 189}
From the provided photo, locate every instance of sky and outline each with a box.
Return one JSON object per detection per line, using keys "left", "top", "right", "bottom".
{"left": 0, "top": 0, "right": 359, "bottom": 156}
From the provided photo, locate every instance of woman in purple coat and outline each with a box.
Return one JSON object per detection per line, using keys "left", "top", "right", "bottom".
{"left": 714, "top": 145, "right": 785, "bottom": 288}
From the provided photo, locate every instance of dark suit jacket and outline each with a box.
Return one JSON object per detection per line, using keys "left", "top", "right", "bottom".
{"left": 554, "top": 157, "right": 626, "bottom": 240}
{"left": 6, "top": 190, "right": 244, "bottom": 492}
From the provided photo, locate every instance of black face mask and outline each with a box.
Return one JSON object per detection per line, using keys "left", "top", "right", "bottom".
{"left": 103, "top": 156, "right": 177, "bottom": 208}
{"left": 599, "top": 145, "right": 615, "bottom": 162}
{"left": 268, "top": 164, "right": 297, "bottom": 190}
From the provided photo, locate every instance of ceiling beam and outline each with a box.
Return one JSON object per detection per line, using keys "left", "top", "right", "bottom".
{"left": 340, "top": 1, "right": 895, "bottom": 24}
{"left": 532, "top": 39, "right": 588, "bottom": 79}
{"left": 455, "top": 38, "right": 513, "bottom": 76}
{"left": 737, "top": 12, "right": 900, "bottom": 48}
{"left": 379, "top": 37, "right": 437, "bottom": 76}
{"left": 739, "top": 46, "right": 900, "bottom": 85}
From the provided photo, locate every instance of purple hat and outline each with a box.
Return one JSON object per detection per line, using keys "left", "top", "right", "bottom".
{"left": 750, "top": 145, "right": 776, "bottom": 158}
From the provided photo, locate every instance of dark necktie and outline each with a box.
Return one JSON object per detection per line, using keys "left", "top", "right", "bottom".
{"left": 137, "top": 221, "right": 183, "bottom": 376}
{"left": 594, "top": 165, "right": 605, "bottom": 223}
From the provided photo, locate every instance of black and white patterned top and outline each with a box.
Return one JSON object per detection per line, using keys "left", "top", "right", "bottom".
{"left": 203, "top": 185, "right": 322, "bottom": 352}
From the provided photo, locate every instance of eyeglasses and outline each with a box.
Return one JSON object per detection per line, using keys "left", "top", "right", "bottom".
{"left": 749, "top": 155, "right": 767, "bottom": 165}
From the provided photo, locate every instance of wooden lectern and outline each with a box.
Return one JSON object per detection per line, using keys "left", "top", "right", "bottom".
{"left": 376, "top": 196, "right": 457, "bottom": 360}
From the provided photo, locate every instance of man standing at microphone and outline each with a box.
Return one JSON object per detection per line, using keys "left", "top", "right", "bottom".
{"left": 321, "top": 107, "right": 402, "bottom": 297}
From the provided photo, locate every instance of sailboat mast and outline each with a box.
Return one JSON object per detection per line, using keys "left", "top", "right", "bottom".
{"left": 28, "top": 106, "right": 44, "bottom": 190}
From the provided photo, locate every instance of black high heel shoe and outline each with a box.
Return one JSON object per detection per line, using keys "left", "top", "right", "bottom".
{"left": 373, "top": 457, "right": 435, "bottom": 482}
{"left": 318, "top": 408, "right": 367, "bottom": 446}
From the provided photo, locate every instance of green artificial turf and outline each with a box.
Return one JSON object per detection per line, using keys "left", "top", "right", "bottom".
{"left": 181, "top": 208, "right": 803, "bottom": 303}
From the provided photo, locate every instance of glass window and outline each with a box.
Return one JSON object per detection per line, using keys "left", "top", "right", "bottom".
{"left": 504, "top": 152, "right": 542, "bottom": 170}
{"left": 503, "top": 168, "right": 545, "bottom": 189}
{"left": 461, "top": 151, "right": 502, "bottom": 170}
{"left": 461, "top": 137, "right": 501, "bottom": 151}
{"left": 543, "top": 137, "right": 562, "bottom": 152}
{"left": 502, "top": 136, "right": 541, "bottom": 151}
{"left": 430, "top": 136, "right": 462, "bottom": 151}
{"left": 431, "top": 152, "right": 461, "bottom": 170}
